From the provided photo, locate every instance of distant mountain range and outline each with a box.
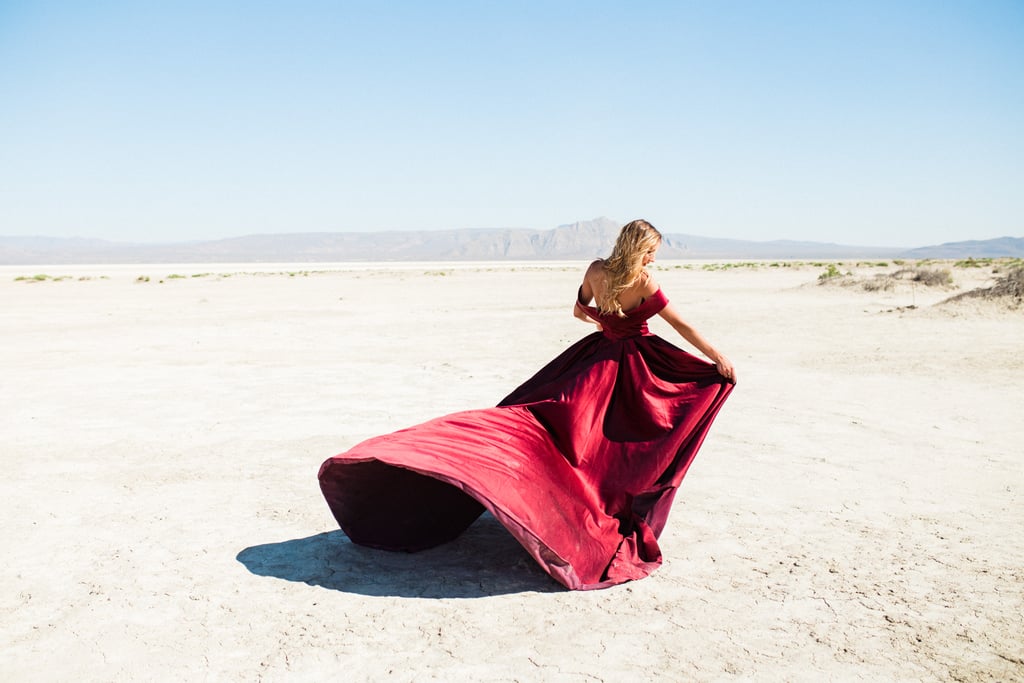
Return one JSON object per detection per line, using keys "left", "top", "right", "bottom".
{"left": 1, "top": 218, "right": 1020, "bottom": 264}
{"left": 898, "top": 236, "right": 1024, "bottom": 259}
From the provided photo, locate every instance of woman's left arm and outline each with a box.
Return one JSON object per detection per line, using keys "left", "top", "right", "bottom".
{"left": 657, "top": 302, "right": 736, "bottom": 381}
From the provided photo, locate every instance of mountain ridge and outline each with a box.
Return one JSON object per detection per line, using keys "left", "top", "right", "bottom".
{"left": 1, "top": 218, "right": 1020, "bottom": 264}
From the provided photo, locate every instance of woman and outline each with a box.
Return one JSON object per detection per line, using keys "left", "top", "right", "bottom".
{"left": 319, "top": 219, "right": 735, "bottom": 590}
{"left": 574, "top": 219, "right": 735, "bottom": 381}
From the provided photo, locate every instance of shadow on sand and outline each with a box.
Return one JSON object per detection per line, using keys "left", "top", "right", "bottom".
{"left": 236, "top": 513, "right": 561, "bottom": 598}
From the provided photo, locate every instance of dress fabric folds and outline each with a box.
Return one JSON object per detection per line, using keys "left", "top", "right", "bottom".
{"left": 318, "top": 289, "right": 734, "bottom": 590}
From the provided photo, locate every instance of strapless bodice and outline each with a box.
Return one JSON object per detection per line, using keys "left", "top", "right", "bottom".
{"left": 575, "top": 288, "right": 669, "bottom": 340}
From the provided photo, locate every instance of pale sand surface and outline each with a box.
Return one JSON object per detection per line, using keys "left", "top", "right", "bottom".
{"left": 1, "top": 261, "right": 1021, "bottom": 682}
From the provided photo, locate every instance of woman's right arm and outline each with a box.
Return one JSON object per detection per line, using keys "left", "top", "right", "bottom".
{"left": 573, "top": 260, "right": 603, "bottom": 326}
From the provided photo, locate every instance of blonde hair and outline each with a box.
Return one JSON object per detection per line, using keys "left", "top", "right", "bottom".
{"left": 598, "top": 219, "right": 662, "bottom": 316}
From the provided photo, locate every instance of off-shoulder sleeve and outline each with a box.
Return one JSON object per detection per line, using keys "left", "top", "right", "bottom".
{"left": 646, "top": 288, "right": 669, "bottom": 315}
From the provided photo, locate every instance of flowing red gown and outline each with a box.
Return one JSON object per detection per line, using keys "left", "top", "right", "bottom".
{"left": 318, "top": 289, "right": 734, "bottom": 590}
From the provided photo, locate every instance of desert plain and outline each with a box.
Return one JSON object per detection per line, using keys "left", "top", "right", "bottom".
{"left": 1, "top": 259, "right": 1021, "bottom": 682}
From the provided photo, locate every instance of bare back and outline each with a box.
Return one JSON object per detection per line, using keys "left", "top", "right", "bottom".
{"left": 580, "top": 259, "right": 659, "bottom": 314}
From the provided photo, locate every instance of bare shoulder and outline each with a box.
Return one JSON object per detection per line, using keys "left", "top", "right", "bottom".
{"left": 583, "top": 259, "right": 606, "bottom": 284}
{"left": 578, "top": 259, "right": 605, "bottom": 304}
{"left": 640, "top": 269, "right": 661, "bottom": 295}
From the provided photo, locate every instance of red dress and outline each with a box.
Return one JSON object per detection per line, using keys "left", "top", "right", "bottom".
{"left": 318, "top": 289, "right": 734, "bottom": 590}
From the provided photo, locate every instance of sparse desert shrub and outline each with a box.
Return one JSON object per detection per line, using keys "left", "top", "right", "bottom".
{"left": 892, "top": 267, "right": 952, "bottom": 287}
{"left": 955, "top": 257, "right": 992, "bottom": 268}
{"left": 942, "top": 266, "right": 1023, "bottom": 306}
{"left": 993, "top": 258, "right": 1024, "bottom": 274}
{"left": 861, "top": 275, "right": 895, "bottom": 292}
{"left": 823, "top": 266, "right": 952, "bottom": 292}
{"left": 918, "top": 268, "right": 953, "bottom": 287}
{"left": 994, "top": 267, "right": 1024, "bottom": 299}
{"left": 817, "top": 264, "right": 847, "bottom": 282}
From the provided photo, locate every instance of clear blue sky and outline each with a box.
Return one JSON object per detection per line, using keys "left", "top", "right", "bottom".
{"left": 1, "top": 1, "right": 1021, "bottom": 247}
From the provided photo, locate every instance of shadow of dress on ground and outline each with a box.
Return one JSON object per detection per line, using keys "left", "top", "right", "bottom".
{"left": 318, "top": 289, "right": 734, "bottom": 590}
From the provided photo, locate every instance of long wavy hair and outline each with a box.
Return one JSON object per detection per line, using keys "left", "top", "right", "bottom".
{"left": 598, "top": 219, "right": 662, "bottom": 317}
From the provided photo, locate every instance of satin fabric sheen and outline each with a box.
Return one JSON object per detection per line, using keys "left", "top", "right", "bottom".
{"left": 318, "top": 289, "right": 734, "bottom": 590}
